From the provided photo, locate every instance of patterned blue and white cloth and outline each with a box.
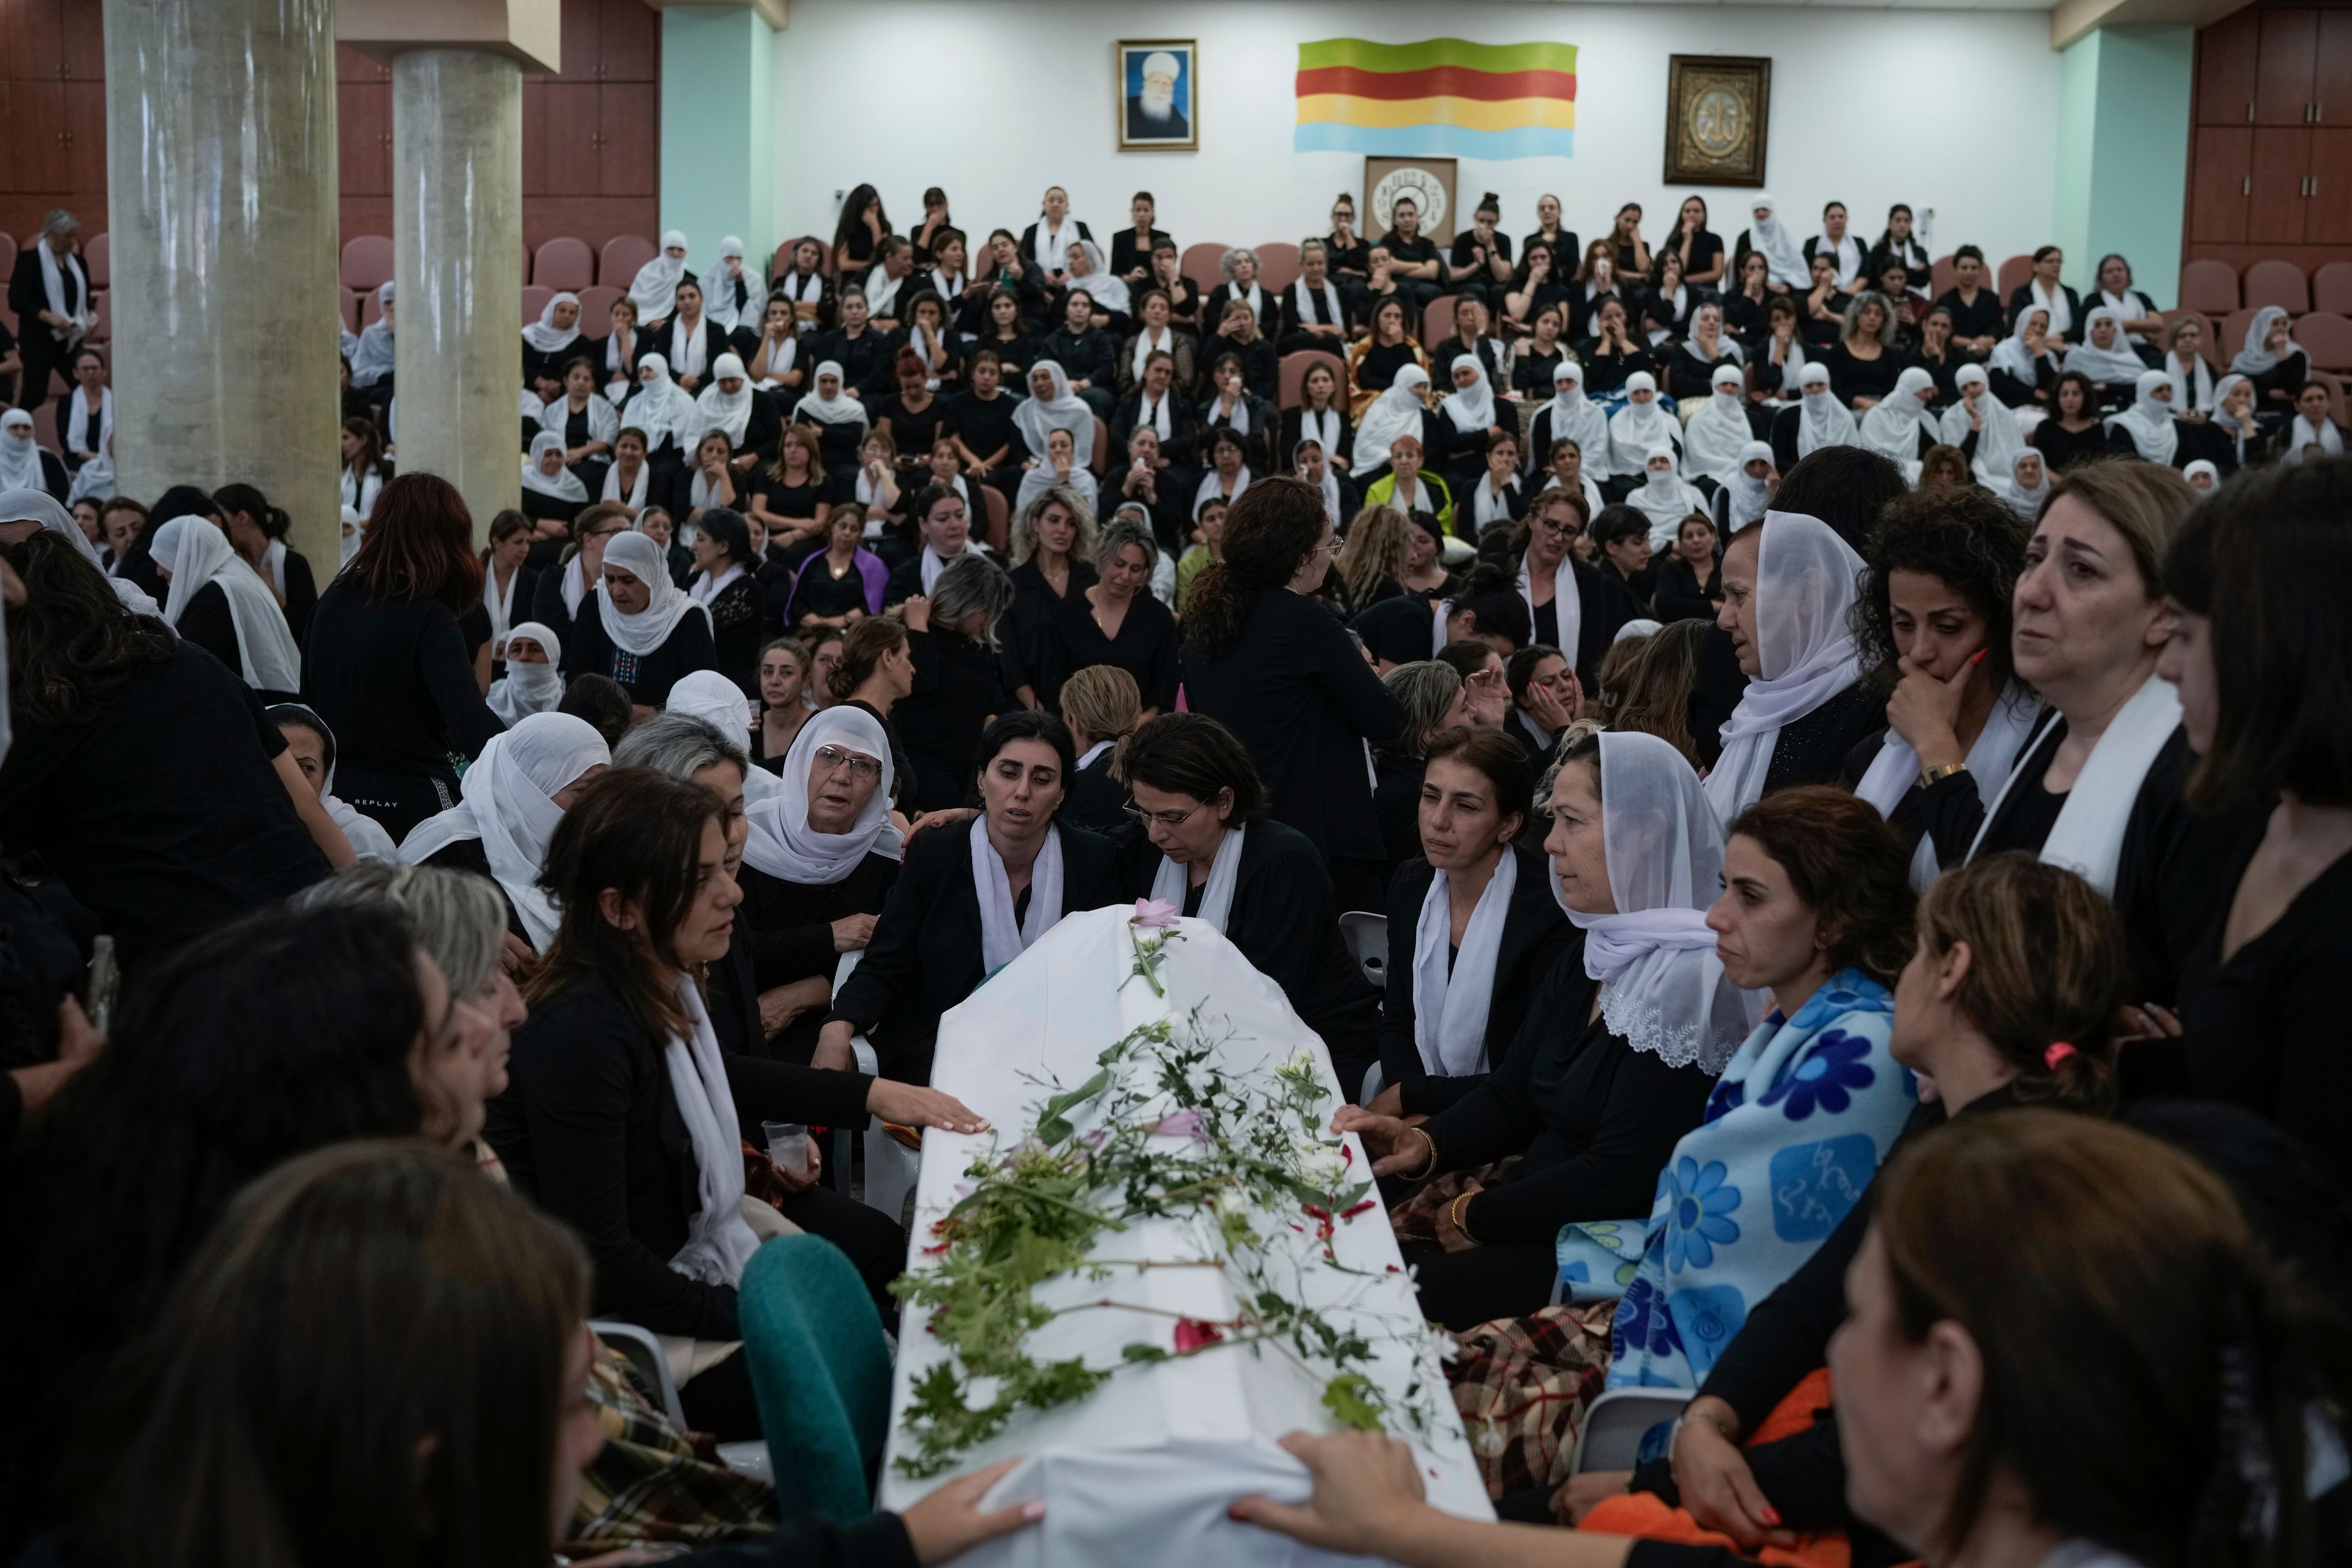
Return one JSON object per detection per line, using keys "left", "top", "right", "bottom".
{"left": 1556, "top": 968, "right": 1915, "bottom": 1389}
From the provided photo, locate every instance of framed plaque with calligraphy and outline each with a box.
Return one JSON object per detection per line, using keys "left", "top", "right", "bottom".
{"left": 1664, "top": 56, "right": 1770, "bottom": 187}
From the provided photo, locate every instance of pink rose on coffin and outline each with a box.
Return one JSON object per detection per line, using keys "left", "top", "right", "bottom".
{"left": 1131, "top": 897, "right": 1182, "bottom": 930}
{"left": 1151, "top": 1108, "right": 1208, "bottom": 1142}
{"left": 1173, "top": 1318, "right": 1225, "bottom": 1352}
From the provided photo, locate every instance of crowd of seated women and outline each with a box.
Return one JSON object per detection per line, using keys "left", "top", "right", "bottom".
{"left": 2, "top": 181, "right": 2351, "bottom": 1568}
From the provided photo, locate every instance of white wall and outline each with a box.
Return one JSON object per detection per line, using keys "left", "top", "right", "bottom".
{"left": 771, "top": 0, "right": 2061, "bottom": 271}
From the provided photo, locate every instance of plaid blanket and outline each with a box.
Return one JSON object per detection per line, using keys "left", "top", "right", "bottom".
{"left": 1444, "top": 1302, "right": 1618, "bottom": 1497}
{"left": 561, "top": 1339, "right": 778, "bottom": 1553}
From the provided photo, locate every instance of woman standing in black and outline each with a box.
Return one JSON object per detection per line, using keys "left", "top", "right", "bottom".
{"left": 895, "top": 554, "right": 1016, "bottom": 813}
{"left": 1180, "top": 478, "right": 1407, "bottom": 914}
{"left": 1046, "top": 516, "right": 1180, "bottom": 716}
{"left": 301, "top": 473, "right": 506, "bottom": 841}
{"left": 1000, "top": 484, "right": 1098, "bottom": 710}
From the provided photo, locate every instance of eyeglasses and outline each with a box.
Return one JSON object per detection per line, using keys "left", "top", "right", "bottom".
{"left": 584, "top": 524, "right": 626, "bottom": 541}
{"left": 813, "top": 745, "right": 883, "bottom": 782}
{"left": 1123, "top": 800, "right": 1205, "bottom": 829}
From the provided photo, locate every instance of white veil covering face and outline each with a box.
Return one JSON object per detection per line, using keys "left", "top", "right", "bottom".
{"left": 1744, "top": 194, "right": 1808, "bottom": 290}
{"left": 398, "top": 712, "right": 611, "bottom": 949}
{"left": 741, "top": 704, "right": 903, "bottom": 884}
{"left": 630, "top": 228, "right": 690, "bottom": 321}
{"left": 1794, "top": 364, "right": 1858, "bottom": 458}
{"left": 1858, "top": 366, "right": 1939, "bottom": 462}
{"left": 1703, "top": 511, "right": 1867, "bottom": 822}
{"left": 1941, "top": 364, "right": 2024, "bottom": 483}
{"left": 1682, "top": 363, "right": 1752, "bottom": 481}
{"left": 149, "top": 516, "right": 303, "bottom": 692}
{"left": 1531, "top": 358, "right": 1610, "bottom": 478}
{"left": 2106, "top": 369, "right": 2180, "bottom": 467}
{"left": 1560, "top": 731, "right": 1760, "bottom": 1072}
{"left": 487, "top": 620, "right": 565, "bottom": 727}
{"left": 703, "top": 235, "right": 767, "bottom": 332}
{"left": 1721, "top": 442, "right": 1774, "bottom": 533}
{"left": 1354, "top": 363, "right": 1431, "bottom": 473}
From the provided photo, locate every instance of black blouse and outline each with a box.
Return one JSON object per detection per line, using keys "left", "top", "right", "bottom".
{"left": 894, "top": 628, "right": 1012, "bottom": 814}
{"left": 560, "top": 600, "right": 721, "bottom": 707}
{"left": 1000, "top": 556, "right": 1096, "bottom": 698}
{"left": 1046, "top": 588, "right": 1180, "bottom": 714}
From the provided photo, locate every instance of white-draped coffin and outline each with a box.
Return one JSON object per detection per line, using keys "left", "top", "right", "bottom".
{"left": 878, "top": 905, "right": 1493, "bottom": 1564}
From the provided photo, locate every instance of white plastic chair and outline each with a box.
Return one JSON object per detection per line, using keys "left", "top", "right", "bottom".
{"left": 1569, "top": 1387, "right": 1692, "bottom": 1477}
{"left": 832, "top": 948, "right": 922, "bottom": 1221}
{"left": 1338, "top": 910, "right": 1389, "bottom": 993}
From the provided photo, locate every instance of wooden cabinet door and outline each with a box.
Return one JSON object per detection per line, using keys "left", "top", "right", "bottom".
{"left": 2310, "top": 128, "right": 2352, "bottom": 244}
{"left": 2200, "top": 7, "right": 2261, "bottom": 126}
{"left": 60, "top": 0, "right": 100, "bottom": 81}
{"left": 337, "top": 80, "right": 391, "bottom": 197}
{"left": 61, "top": 78, "right": 102, "bottom": 193}
{"left": 2249, "top": 127, "right": 2313, "bottom": 243}
{"left": 2317, "top": 10, "right": 2352, "bottom": 126}
{"left": 4, "top": 0, "right": 64, "bottom": 84}
{"left": 541, "top": 82, "right": 601, "bottom": 197}
{"left": 2191, "top": 126, "right": 2253, "bottom": 243}
{"left": 598, "top": 0, "right": 658, "bottom": 83}
{"left": 599, "top": 83, "right": 656, "bottom": 196}
{"left": 551, "top": 0, "right": 599, "bottom": 81}
{"left": 2257, "top": 10, "right": 2319, "bottom": 126}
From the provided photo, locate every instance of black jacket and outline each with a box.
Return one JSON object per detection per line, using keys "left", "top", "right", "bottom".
{"left": 1378, "top": 845, "right": 1578, "bottom": 1116}
{"left": 824, "top": 819, "right": 1125, "bottom": 1082}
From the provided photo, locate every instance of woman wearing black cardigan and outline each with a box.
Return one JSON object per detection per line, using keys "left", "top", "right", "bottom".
{"left": 814, "top": 712, "right": 1124, "bottom": 1086}
{"left": 489, "top": 769, "right": 983, "bottom": 1437}
{"left": 894, "top": 554, "right": 1017, "bottom": 813}
{"left": 1178, "top": 477, "right": 1409, "bottom": 914}
{"left": 1117, "top": 714, "right": 1384, "bottom": 1096}
{"left": 1372, "top": 729, "right": 1574, "bottom": 1118}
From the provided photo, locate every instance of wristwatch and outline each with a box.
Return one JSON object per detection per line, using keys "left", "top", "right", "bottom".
{"left": 1918, "top": 761, "right": 1969, "bottom": 788}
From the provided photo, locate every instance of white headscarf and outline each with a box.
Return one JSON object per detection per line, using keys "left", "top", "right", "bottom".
{"left": 149, "top": 516, "right": 303, "bottom": 692}
{"left": 1744, "top": 195, "right": 1807, "bottom": 290}
{"left": 1704, "top": 512, "right": 1866, "bottom": 822}
{"left": 1068, "top": 239, "right": 1130, "bottom": 314}
{"left": 666, "top": 668, "right": 756, "bottom": 741}
{"left": 1530, "top": 360, "right": 1610, "bottom": 479}
{"left": 703, "top": 236, "right": 767, "bottom": 333}
{"left": 598, "top": 530, "right": 709, "bottom": 657}
{"left": 399, "top": 712, "right": 609, "bottom": 949}
{"left": 521, "top": 430, "right": 588, "bottom": 503}
{"left": 0, "top": 410, "right": 46, "bottom": 493}
{"left": 2165, "top": 341, "right": 2216, "bottom": 415}
{"left": 1855, "top": 683, "right": 2042, "bottom": 889}
{"left": 2285, "top": 406, "right": 2345, "bottom": 464}
{"left": 1355, "top": 363, "right": 1430, "bottom": 473}
{"left": 268, "top": 704, "right": 399, "bottom": 865}
{"left": 1722, "top": 442, "right": 1775, "bottom": 533}
{"left": 1629, "top": 446, "right": 1703, "bottom": 547}
{"left": 2210, "top": 373, "right": 2257, "bottom": 464}
{"left": 2182, "top": 458, "right": 2220, "bottom": 491}
{"left": 2231, "top": 306, "right": 2302, "bottom": 377}
{"left": 1564, "top": 731, "right": 1759, "bottom": 1072}
{"left": 2063, "top": 307, "right": 2149, "bottom": 384}
{"left": 522, "top": 292, "right": 583, "bottom": 356}
{"left": 1012, "top": 361, "right": 1095, "bottom": 461}
{"left": 796, "top": 361, "right": 870, "bottom": 428}
{"left": 1150, "top": 822, "right": 1245, "bottom": 934}
{"left": 0, "top": 487, "right": 160, "bottom": 616}
{"left": 2002, "top": 449, "right": 2052, "bottom": 520}
{"left": 661, "top": 973, "right": 763, "bottom": 1288}
{"left": 743, "top": 705, "right": 903, "bottom": 883}
{"left": 1794, "top": 364, "right": 1858, "bottom": 458}
{"left": 1411, "top": 846, "right": 1519, "bottom": 1076}
{"left": 1607, "top": 372, "right": 1679, "bottom": 476}
{"left": 1941, "top": 364, "right": 2024, "bottom": 483}
{"left": 1683, "top": 363, "right": 1753, "bottom": 481}
{"left": 2025, "top": 273, "right": 2073, "bottom": 339}
{"left": 486, "top": 621, "right": 565, "bottom": 726}
{"left": 1439, "top": 357, "right": 1497, "bottom": 434}
{"left": 352, "top": 282, "right": 396, "bottom": 384}
{"left": 1988, "top": 308, "right": 2052, "bottom": 385}
{"left": 1859, "top": 366, "right": 1939, "bottom": 463}
{"left": 2106, "top": 369, "right": 2179, "bottom": 466}
{"left": 695, "top": 352, "right": 755, "bottom": 447}
{"left": 974, "top": 812, "right": 1072, "bottom": 974}
{"left": 629, "top": 229, "right": 690, "bottom": 321}
{"left": 625, "top": 354, "right": 698, "bottom": 452}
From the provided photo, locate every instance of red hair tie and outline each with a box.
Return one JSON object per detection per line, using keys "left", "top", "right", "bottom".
{"left": 2044, "top": 1041, "right": 2077, "bottom": 1069}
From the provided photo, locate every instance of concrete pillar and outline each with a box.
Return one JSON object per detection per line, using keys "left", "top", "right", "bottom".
{"left": 102, "top": 0, "right": 342, "bottom": 571}
{"left": 2054, "top": 26, "right": 2194, "bottom": 309}
{"left": 391, "top": 48, "right": 524, "bottom": 535}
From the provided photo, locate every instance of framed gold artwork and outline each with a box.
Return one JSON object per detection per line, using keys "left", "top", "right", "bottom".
{"left": 1664, "top": 56, "right": 1770, "bottom": 187}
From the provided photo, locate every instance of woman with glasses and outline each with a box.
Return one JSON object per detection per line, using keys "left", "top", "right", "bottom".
{"left": 813, "top": 712, "right": 1123, "bottom": 1085}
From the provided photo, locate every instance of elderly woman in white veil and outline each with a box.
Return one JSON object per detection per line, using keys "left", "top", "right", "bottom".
{"left": 1939, "top": 363, "right": 2023, "bottom": 483}
{"left": 1858, "top": 366, "right": 1942, "bottom": 464}
{"left": 1012, "top": 361, "right": 1098, "bottom": 467}
{"left": 1354, "top": 362, "right": 1434, "bottom": 481}
{"left": 1681, "top": 362, "right": 1754, "bottom": 485}
{"left": 1336, "top": 728, "right": 1754, "bottom": 1330}
{"left": 1065, "top": 239, "right": 1131, "bottom": 320}
{"left": 1526, "top": 358, "right": 1609, "bottom": 481}
{"left": 1627, "top": 446, "right": 1705, "bottom": 550}
{"left": 398, "top": 710, "right": 610, "bottom": 960}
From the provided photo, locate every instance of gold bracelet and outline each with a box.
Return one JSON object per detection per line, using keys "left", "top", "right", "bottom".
{"left": 1447, "top": 1191, "right": 1477, "bottom": 1243}
{"left": 1408, "top": 1127, "right": 1439, "bottom": 1180}
{"left": 1919, "top": 760, "right": 1969, "bottom": 788}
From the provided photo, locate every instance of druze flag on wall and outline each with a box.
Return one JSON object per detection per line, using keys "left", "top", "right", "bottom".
{"left": 1294, "top": 37, "right": 1578, "bottom": 159}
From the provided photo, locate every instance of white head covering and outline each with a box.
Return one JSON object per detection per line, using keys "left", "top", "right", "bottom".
{"left": 149, "top": 516, "right": 303, "bottom": 692}
{"left": 743, "top": 704, "right": 903, "bottom": 883}
{"left": 1858, "top": 366, "right": 1939, "bottom": 463}
{"left": 1629, "top": 445, "right": 1703, "bottom": 546}
{"left": 1704, "top": 511, "right": 1867, "bottom": 822}
{"left": 2024, "top": 271, "right": 2073, "bottom": 339}
{"left": 1563, "top": 731, "right": 1759, "bottom": 1072}
{"left": 1012, "top": 361, "right": 1096, "bottom": 461}
{"left": 1988, "top": 308, "right": 2052, "bottom": 384}
{"left": 1355, "top": 363, "right": 1430, "bottom": 473}
{"left": 1795, "top": 364, "right": 1858, "bottom": 458}
{"left": 351, "top": 282, "right": 396, "bottom": 384}
{"left": 1744, "top": 195, "right": 1808, "bottom": 289}
{"left": 1722, "top": 442, "right": 1775, "bottom": 533}
{"left": 702, "top": 236, "right": 767, "bottom": 332}
{"left": 2106, "top": 369, "right": 2179, "bottom": 466}
{"left": 625, "top": 354, "right": 699, "bottom": 451}
{"left": 1531, "top": 359, "right": 1610, "bottom": 479}
{"left": 0, "top": 410, "right": 45, "bottom": 493}
{"left": 2182, "top": 458, "right": 2221, "bottom": 489}
{"left": 796, "top": 361, "right": 870, "bottom": 428}
{"left": 629, "top": 229, "right": 690, "bottom": 320}
{"left": 1607, "top": 372, "right": 1679, "bottom": 476}
{"left": 266, "top": 704, "right": 399, "bottom": 865}
{"left": 2285, "top": 404, "right": 2345, "bottom": 464}
{"left": 398, "top": 712, "right": 609, "bottom": 949}
{"left": 2230, "top": 305, "right": 2301, "bottom": 377}
{"left": 597, "top": 530, "right": 708, "bottom": 657}
{"left": 0, "top": 488, "right": 162, "bottom": 616}
{"left": 521, "top": 431, "right": 588, "bottom": 503}
{"left": 666, "top": 668, "right": 756, "bottom": 745}
{"left": 522, "top": 292, "right": 584, "bottom": 356}
{"left": 695, "top": 352, "right": 755, "bottom": 447}
{"left": 486, "top": 620, "right": 565, "bottom": 726}
{"left": 2063, "top": 307, "right": 2150, "bottom": 384}
{"left": 1067, "top": 239, "right": 1130, "bottom": 314}
{"left": 2211, "top": 373, "right": 2256, "bottom": 456}
{"left": 1683, "top": 362, "right": 1753, "bottom": 481}
{"left": 1439, "top": 356, "right": 1497, "bottom": 434}
{"left": 1940, "top": 364, "right": 2026, "bottom": 482}
{"left": 2002, "top": 448, "right": 2053, "bottom": 519}
{"left": 2165, "top": 339, "right": 2216, "bottom": 415}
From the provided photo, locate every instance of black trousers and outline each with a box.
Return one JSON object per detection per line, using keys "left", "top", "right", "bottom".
{"left": 1399, "top": 1238, "right": 1558, "bottom": 1332}
{"left": 333, "top": 759, "right": 460, "bottom": 845}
